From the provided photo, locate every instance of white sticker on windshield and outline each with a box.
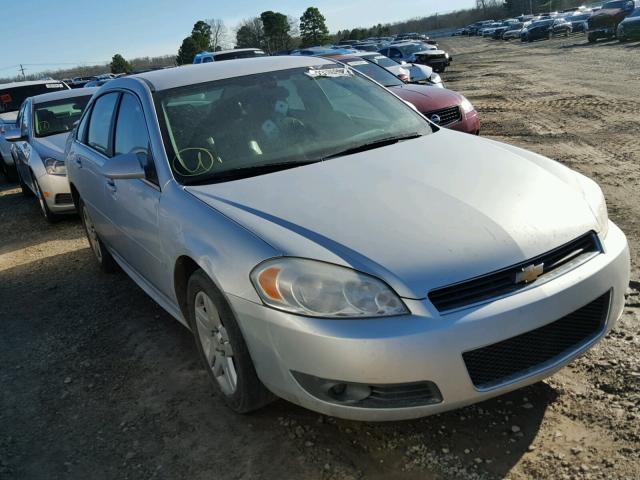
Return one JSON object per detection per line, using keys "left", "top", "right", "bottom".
{"left": 374, "top": 56, "right": 386, "bottom": 60}
{"left": 46, "top": 83, "right": 64, "bottom": 89}
{"left": 347, "top": 61, "right": 369, "bottom": 66}
{"left": 305, "top": 66, "right": 353, "bottom": 78}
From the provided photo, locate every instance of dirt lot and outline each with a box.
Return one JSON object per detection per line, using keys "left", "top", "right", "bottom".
{"left": 1, "top": 35, "right": 639, "bottom": 480}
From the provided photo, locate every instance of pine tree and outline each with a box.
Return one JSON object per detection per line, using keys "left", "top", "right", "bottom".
{"left": 299, "top": 7, "right": 330, "bottom": 47}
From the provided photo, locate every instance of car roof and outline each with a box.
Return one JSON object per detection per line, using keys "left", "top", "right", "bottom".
{"left": 32, "top": 87, "right": 99, "bottom": 105}
{"left": 0, "top": 79, "right": 66, "bottom": 89}
{"left": 132, "top": 56, "right": 335, "bottom": 91}
{"left": 198, "top": 48, "right": 264, "bottom": 57}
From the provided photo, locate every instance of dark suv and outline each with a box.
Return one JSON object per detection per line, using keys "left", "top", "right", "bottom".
{"left": 521, "top": 18, "right": 572, "bottom": 42}
{"left": 587, "top": 0, "right": 639, "bottom": 42}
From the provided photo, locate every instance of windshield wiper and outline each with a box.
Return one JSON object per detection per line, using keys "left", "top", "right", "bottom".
{"left": 320, "top": 133, "right": 424, "bottom": 161}
{"left": 183, "top": 160, "right": 319, "bottom": 186}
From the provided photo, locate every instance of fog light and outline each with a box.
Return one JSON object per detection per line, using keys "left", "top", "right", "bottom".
{"left": 292, "top": 371, "right": 442, "bottom": 409}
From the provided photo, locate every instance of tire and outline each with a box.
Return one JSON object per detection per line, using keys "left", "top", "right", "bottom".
{"left": 187, "top": 269, "right": 274, "bottom": 413}
{"left": 588, "top": 33, "right": 597, "bottom": 43}
{"left": 17, "top": 169, "right": 34, "bottom": 197}
{"left": 33, "top": 176, "right": 60, "bottom": 223}
{"left": 79, "top": 198, "right": 118, "bottom": 273}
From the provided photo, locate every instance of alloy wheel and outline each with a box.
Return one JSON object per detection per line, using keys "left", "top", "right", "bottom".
{"left": 194, "top": 291, "right": 238, "bottom": 395}
{"left": 82, "top": 206, "right": 103, "bottom": 262}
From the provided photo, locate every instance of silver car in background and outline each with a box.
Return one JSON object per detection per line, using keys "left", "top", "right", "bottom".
{"left": 8, "top": 88, "right": 96, "bottom": 221}
{"left": 66, "top": 57, "right": 629, "bottom": 421}
{"left": 0, "top": 80, "right": 69, "bottom": 180}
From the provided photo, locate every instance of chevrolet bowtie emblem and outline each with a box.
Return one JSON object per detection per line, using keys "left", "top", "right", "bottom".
{"left": 515, "top": 263, "right": 544, "bottom": 284}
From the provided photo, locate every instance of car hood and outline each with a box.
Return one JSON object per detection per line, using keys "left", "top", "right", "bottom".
{"left": 0, "top": 112, "right": 18, "bottom": 124}
{"left": 32, "top": 132, "right": 70, "bottom": 159}
{"left": 589, "top": 8, "right": 627, "bottom": 26}
{"left": 186, "top": 129, "right": 599, "bottom": 299}
{"left": 389, "top": 85, "right": 461, "bottom": 112}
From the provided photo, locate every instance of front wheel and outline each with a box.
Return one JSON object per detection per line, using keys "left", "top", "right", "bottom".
{"left": 17, "top": 169, "right": 33, "bottom": 197}
{"left": 187, "top": 270, "right": 274, "bottom": 413}
{"left": 587, "top": 33, "right": 597, "bottom": 43}
{"left": 34, "top": 177, "right": 59, "bottom": 223}
{"left": 79, "top": 198, "right": 118, "bottom": 272}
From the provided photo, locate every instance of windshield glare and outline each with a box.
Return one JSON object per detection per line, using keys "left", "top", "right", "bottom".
{"left": 34, "top": 96, "right": 91, "bottom": 137}
{"left": 158, "top": 65, "right": 430, "bottom": 184}
{"left": 0, "top": 82, "right": 67, "bottom": 114}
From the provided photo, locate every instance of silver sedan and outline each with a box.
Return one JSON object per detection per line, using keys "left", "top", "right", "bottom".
{"left": 8, "top": 88, "right": 96, "bottom": 221}
{"left": 65, "top": 56, "right": 629, "bottom": 421}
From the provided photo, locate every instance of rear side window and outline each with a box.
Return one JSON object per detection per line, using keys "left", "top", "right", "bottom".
{"left": 87, "top": 93, "right": 119, "bottom": 155}
{"left": 114, "top": 93, "right": 158, "bottom": 185}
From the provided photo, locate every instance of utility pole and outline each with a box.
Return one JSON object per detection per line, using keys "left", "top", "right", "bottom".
{"left": 19, "top": 64, "right": 26, "bottom": 79}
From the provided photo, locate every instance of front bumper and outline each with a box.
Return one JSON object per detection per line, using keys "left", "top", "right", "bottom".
{"left": 229, "top": 223, "right": 629, "bottom": 421}
{"left": 35, "top": 171, "right": 75, "bottom": 213}
{"left": 448, "top": 109, "right": 481, "bottom": 135}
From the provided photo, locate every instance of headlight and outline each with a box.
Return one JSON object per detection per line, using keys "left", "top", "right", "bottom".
{"left": 250, "top": 258, "right": 408, "bottom": 318}
{"left": 576, "top": 174, "right": 609, "bottom": 238}
{"left": 459, "top": 96, "right": 475, "bottom": 114}
{"left": 44, "top": 158, "right": 66, "bottom": 176}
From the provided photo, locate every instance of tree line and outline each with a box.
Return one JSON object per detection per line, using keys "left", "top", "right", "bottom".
{"left": 176, "top": 6, "right": 330, "bottom": 64}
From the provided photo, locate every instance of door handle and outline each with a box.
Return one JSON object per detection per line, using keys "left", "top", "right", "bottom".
{"left": 106, "top": 178, "right": 117, "bottom": 194}
{"left": 74, "top": 157, "right": 83, "bottom": 168}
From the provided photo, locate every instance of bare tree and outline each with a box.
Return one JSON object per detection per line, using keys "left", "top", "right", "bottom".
{"left": 208, "top": 18, "right": 228, "bottom": 51}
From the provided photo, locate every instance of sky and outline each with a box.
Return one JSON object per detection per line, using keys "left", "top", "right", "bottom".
{"left": 1, "top": 0, "right": 474, "bottom": 76}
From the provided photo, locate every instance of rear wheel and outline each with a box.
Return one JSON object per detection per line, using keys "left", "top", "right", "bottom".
{"left": 187, "top": 270, "right": 274, "bottom": 413}
{"left": 79, "top": 198, "right": 118, "bottom": 272}
{"left": 588, "top": 33, "right": 597, "bottom": 43}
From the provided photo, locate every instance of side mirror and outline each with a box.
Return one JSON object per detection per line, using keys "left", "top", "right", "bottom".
{"left": 4, "top": 131, "right": 25, "bottom": 142}
{"left": 100, "top": 152, "right": 146, "bottom": 180}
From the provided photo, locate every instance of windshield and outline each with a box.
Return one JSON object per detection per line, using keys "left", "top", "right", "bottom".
{"left": 157, "top": 65, "right": 430, "bottom": 185}
{"left": 630, "top": 8, "right": 640, "bottom": 16}
{"left": 603, "top": 1, "right": 631, "bottom": 8}
{"left": 403, "top": 44, "right": 430, "bottom": 55}
{"left": 0, "top": 82, "right": 67, "bottom": 114}
{"left": 366, "top": 55, "right": 400, "bottom": 68}
{"left": 215, "top": 51, "right": 266, "bottom": 61}
{"left": 533, "top": 20, "right": 553, "bottom": 27}
{"left": 34, "top": 95, "right": 91, "bottom": 137}
{"left": 344, "top": 60, "right": 403, "bottom": 87}
{"left": 571, "top": 13, "right": 590, "bottom": 20}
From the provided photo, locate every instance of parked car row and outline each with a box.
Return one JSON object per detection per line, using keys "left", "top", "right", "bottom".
{"left": 0, "top": 48, "right": 629, "bottom": 423}
{"left": 459, "top": 1, "right": 640, "bottom": 43}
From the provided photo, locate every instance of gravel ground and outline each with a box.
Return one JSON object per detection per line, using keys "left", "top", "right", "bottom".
{"left": 1, "top": 34, "right": 639, "bottom": 480}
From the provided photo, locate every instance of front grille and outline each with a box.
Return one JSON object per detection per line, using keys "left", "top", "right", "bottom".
{"left": 424, "top": 105, "right": 461, "bottom": 126}
{"left": 429, "top": 232, "right": 601, "bottom": 312}
{"left": 463, "top": 291, "right": 610, "bottom": 389}
{"left": 55, "top": 193, "right": 73, "bottom": 205}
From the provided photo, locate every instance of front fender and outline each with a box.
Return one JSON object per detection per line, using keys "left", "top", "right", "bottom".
{"left": 158, "top": 180, "right": 280, "bottom": 305}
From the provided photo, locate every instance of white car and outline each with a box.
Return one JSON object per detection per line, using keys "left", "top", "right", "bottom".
{"left": 0, "top": 80, "right": 69, "bottom": 180}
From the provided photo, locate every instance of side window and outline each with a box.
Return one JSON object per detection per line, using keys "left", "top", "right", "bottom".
{"left": 202, "top": 56, "right": 214, "bottom": 63}
{"left": 18, "top": 102, "right": 29, "bottom": 136}
{"left": 114, "top": 93, "right": 158, "bottom": 185}
{"left": 76, "top": 103, "right": 91, "bottom": 141}
{"left": 87, "top": 92, "right": 119, "bottom": 155}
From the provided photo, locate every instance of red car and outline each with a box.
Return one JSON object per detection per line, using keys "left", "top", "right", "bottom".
{"left": 329, "top": 55, "right": 480, "bottom": 135}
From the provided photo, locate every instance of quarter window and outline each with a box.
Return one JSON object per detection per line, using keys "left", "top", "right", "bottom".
{"left": 87, "top": 92, "right": 119, "bottom": 155}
